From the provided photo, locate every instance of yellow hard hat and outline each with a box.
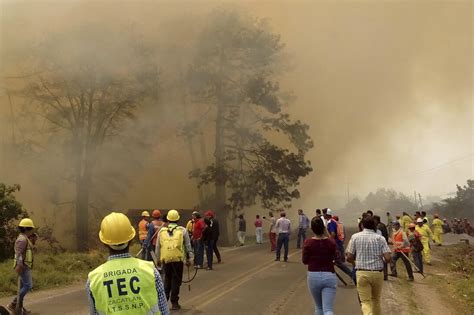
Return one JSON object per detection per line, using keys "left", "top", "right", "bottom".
{"left": 167, "top": 209, "right": 180, "bottom": 222}
{"left": 19, "top": 218, "right": 35, "bottom": 228}
{"left": 99, "top": 212, "right": 136, "bottom": 246}
{"left": 141, "top": 210, "right": 150, "bottom": 217}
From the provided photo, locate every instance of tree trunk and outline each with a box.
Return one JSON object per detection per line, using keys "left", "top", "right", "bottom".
{"left": 215, "top": 100, "right": 231, "bottom": 245}
{"left": 75, "top": 174, "right": 89, "bottom": 251}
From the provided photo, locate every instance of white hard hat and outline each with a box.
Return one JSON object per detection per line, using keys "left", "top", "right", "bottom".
{"left": 416, "top": 218, "right": 423, "bottom": 223}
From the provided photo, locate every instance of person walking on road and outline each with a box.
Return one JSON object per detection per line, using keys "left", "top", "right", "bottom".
{"left": 386, "top": 212, "right": 393, "bottom": 237}
{"left": 346, "top": 216, "right": 392, "bottom": 315}
{"left": 255, "top": 215, "right": 263, "bottom": 244}
{"left": 374, "top": 215, "right": 389, "bottom": 280}
{"left": 264, "top": 212, "right": 277, "bottom": 251}
{"left": 205, "top": 210, "right": 221, "bottom": 263}
{"left": 297, "top": 209, "right": 310, "bottom": 249}
{"left": 415, "top": 218, "right": 433, "bottom": 265}
{"left": 401, "top": 212, "right": 413, "bottom": 233}
{"left": 7, "top": 218, "right": 36, "bottom": 315}
{"left": 275, "top": 212, "right": 291, "bottom": 262}
{"left": 138, "top": 210, "right": 151, "bottom": 260}
{"left": 87, "top": 212, "right": 169, "bottom": 315}
{"left": 389, "top": 221, "right": 414, "bottom": 281}
{"left": 431, "top": 214, "right": 444, "bottom": 246}
{"left": 201, "top": 216, "right": 216, "bottom": 270}
{"left": 156, "top": 210, "right": 194, "bottom": 310}
{"left": 303, "top": 216, "right": 338, "bottom": 315}
{"left": 191, "top": 211, "right": 205, "bottom": 268}
{"left": 237, "top": 214, "right": 246, "bottom": 246}
{"left": 326, "top": 212, "right": 352, "bottom": 278}
{"left": 407, "top": 223, "right": 424, "bottom": 273}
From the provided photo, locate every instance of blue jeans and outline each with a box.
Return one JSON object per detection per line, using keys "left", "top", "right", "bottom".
{"left": 307, "top": 271, "right": 337, "bottom": 315}
{"left": 276, "top": 233, "right": 289, "bottom": 261}
{"left": 12, "top": 267, "right": 33, "bottom": 307}
{"left": 297, "top": 228, "right": 307, "bottom": 248}
{"left": 194, "top": 239, "right": 204, "bottom": 266}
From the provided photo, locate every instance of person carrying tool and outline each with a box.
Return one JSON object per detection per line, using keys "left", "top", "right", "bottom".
{"left": 415, "top": 218, "right": 433, "bottom": 265}
{"left": 138, "top": 210, "right": 151, "bottom": 259}
{"left": 431, "top": 214, "right": 444, "bottom": 246}
{"left": 155, "top": 210, "right": 193, "bottom": 310}
{"left": 7, "top": 218, "right": 36, "bottom": 315}
{"left": 86, "top": 212, "right": 169, "bottom": 315}
{"left": 407, "top": 223, "right": 424, "bottom": 274}
{"left": 389, "top": 221, "right": 414, "bottom": 281}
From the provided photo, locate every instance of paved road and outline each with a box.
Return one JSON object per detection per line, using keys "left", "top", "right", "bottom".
{"left": 1, "top": 242, "right": 361, "bottom": 315}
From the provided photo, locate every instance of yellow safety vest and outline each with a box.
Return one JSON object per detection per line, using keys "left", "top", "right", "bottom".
{"left": 159, "top": 225, "right": 184, "bottom": 263}
{"left": 13, "top": 234, "right": 33, "bottom": 269}
{"left": 88, "top": 257, "right": 159, "bottom": 315}
{"left": 415, "top": 225, "right": 432, "bottom": 241}
{"left": 432, "top": 218, "right": 443, "bottom": 232}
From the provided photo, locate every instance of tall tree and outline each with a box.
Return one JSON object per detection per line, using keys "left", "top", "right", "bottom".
{"left": 431, "top": 179, "right": 474, "bottom": 219}
{"left": 0, "top": 183, "right": 25, "bottom": 261}
{"left": 188, "top": 10, "right": 313, "bottom": 242}
{"left": 10, "top": 27, "right": 160, "bottom": 250}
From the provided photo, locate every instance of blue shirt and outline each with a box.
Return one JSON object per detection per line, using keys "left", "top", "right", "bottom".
{"left": 327, "top": 219, "right": 342, "bottom": 246}
{"left": 86, "top": 253, "right": 170, "bottom": 315}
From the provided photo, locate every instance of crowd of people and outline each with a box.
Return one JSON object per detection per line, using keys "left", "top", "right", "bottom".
{"left": 7, "top": 207, "right": 472, "bottom": 315}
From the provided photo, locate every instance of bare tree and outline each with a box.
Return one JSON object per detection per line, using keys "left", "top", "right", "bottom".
{"left": 10, "top": 27, "right": 160, "bottom": 250}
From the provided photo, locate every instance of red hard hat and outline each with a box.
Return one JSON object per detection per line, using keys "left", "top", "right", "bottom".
{"left": 152, "top": 209, "right": 161, "bottom": 218}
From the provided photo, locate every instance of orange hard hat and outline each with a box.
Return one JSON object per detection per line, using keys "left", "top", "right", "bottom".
{"left": 408, "top": 223, "right": 416, "bottom": 229}
{"left": 152, "top": 209, "right": 161, "bottom": 218}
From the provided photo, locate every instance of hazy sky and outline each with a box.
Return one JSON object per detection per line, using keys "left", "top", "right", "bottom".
{"left": 1, "top": 0, "right": 472, "bottom": 217}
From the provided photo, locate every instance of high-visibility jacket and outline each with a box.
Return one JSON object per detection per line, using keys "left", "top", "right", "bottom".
{"left": 186, "top": 219, "right": 194, "bottom": 238}
{"left": 150, "top": 219, "right": 164, "bottom": 246}
{"left": 159, "top": 224, "right": 185, "bottom": 263}
{"left": 432, "top": 219, "right": 443, "bottom": 233}
{"left": 138, "top": 219, "right": 149, "bottom": 241}
{"left": 13, "top": 234, "right": 33, "bottom": 269}
{"left": 401, "top": 215, "right": 413, "bottom": 232}
{"left": 336, "top": 222, "right": 345, "bottom": 241}
{"left": 391, "top": 229, "right": 410, "bottom": 253}
{"left": 415, "top": 225, "right": 433, "bottom": 242}
{"left": 88, "top": 257, "right": 160, "bottom": 315}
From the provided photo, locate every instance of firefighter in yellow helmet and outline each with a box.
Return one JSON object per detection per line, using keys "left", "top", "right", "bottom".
{"left": 155, "top": 210, "right": 194, "bottom": 311}
{"left": 138, "top": 210, "right": 151, "bottom": 260}
{"left": 7, "top": 218, "right": 36, "bottom": 314}
{"left": 86, "top": 212, "right": 169, "bottom": 315}
{"left": 415, "top": 217, "right": 433, "bottom": 265}
{"left": 431, "top": 214, "right": 444, "bottom": 246}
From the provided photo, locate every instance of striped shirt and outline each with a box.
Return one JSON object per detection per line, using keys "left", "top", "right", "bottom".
{"left": 86, "top": 253, "right": 170, "bottom": 315}
{"left": 276, "top": 217, "right": 291, "bottom": 234}
{"left": 346, "top": 229, "right": 391, "bottom": 271}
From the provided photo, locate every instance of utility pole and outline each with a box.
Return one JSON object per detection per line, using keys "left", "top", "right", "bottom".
{"left": 418, "top": 193, "right": 424, "bottom": 209}
{"left": 414, "top": 190, "right": 418, "bottom": 209}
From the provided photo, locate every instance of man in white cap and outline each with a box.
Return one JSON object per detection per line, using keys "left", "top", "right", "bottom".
{"left": 415, "top": 217, "right": 433, "bottom": 265}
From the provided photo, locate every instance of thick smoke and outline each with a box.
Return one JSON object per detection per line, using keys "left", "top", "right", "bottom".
{"left": 0, "top": 1, "right": 472, "bottom": 241}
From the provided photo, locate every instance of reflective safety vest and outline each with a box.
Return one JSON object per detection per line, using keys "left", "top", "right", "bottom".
{"left": 415, "top": 225, "right": 432, "bottom": 242}
{"left": 391, "top": 229, "right": 410, "bottom": 253}
{"left": 159, "top": 225, "right": 184, "bottom": 263}
{"left": 13, "top": 234, "right": 33, "bottom": 269}
{"left": 432, "top": 218, "right": 443, "bottom": 233}
{"left": 151, "top": 220, "right": 164, "bottom": 246}
{"left": 138, "top": 219, "right": 149, "bottom": 241}
{"left": 88, "top": 257, "right": 160, "bottom": 315}
{"left": 336, "top": 222, "right": 345, "bottom": 241}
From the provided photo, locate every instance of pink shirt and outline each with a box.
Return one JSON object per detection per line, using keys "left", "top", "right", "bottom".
{"left": 255, "top": 218, "right": 263, "bottom": 228}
